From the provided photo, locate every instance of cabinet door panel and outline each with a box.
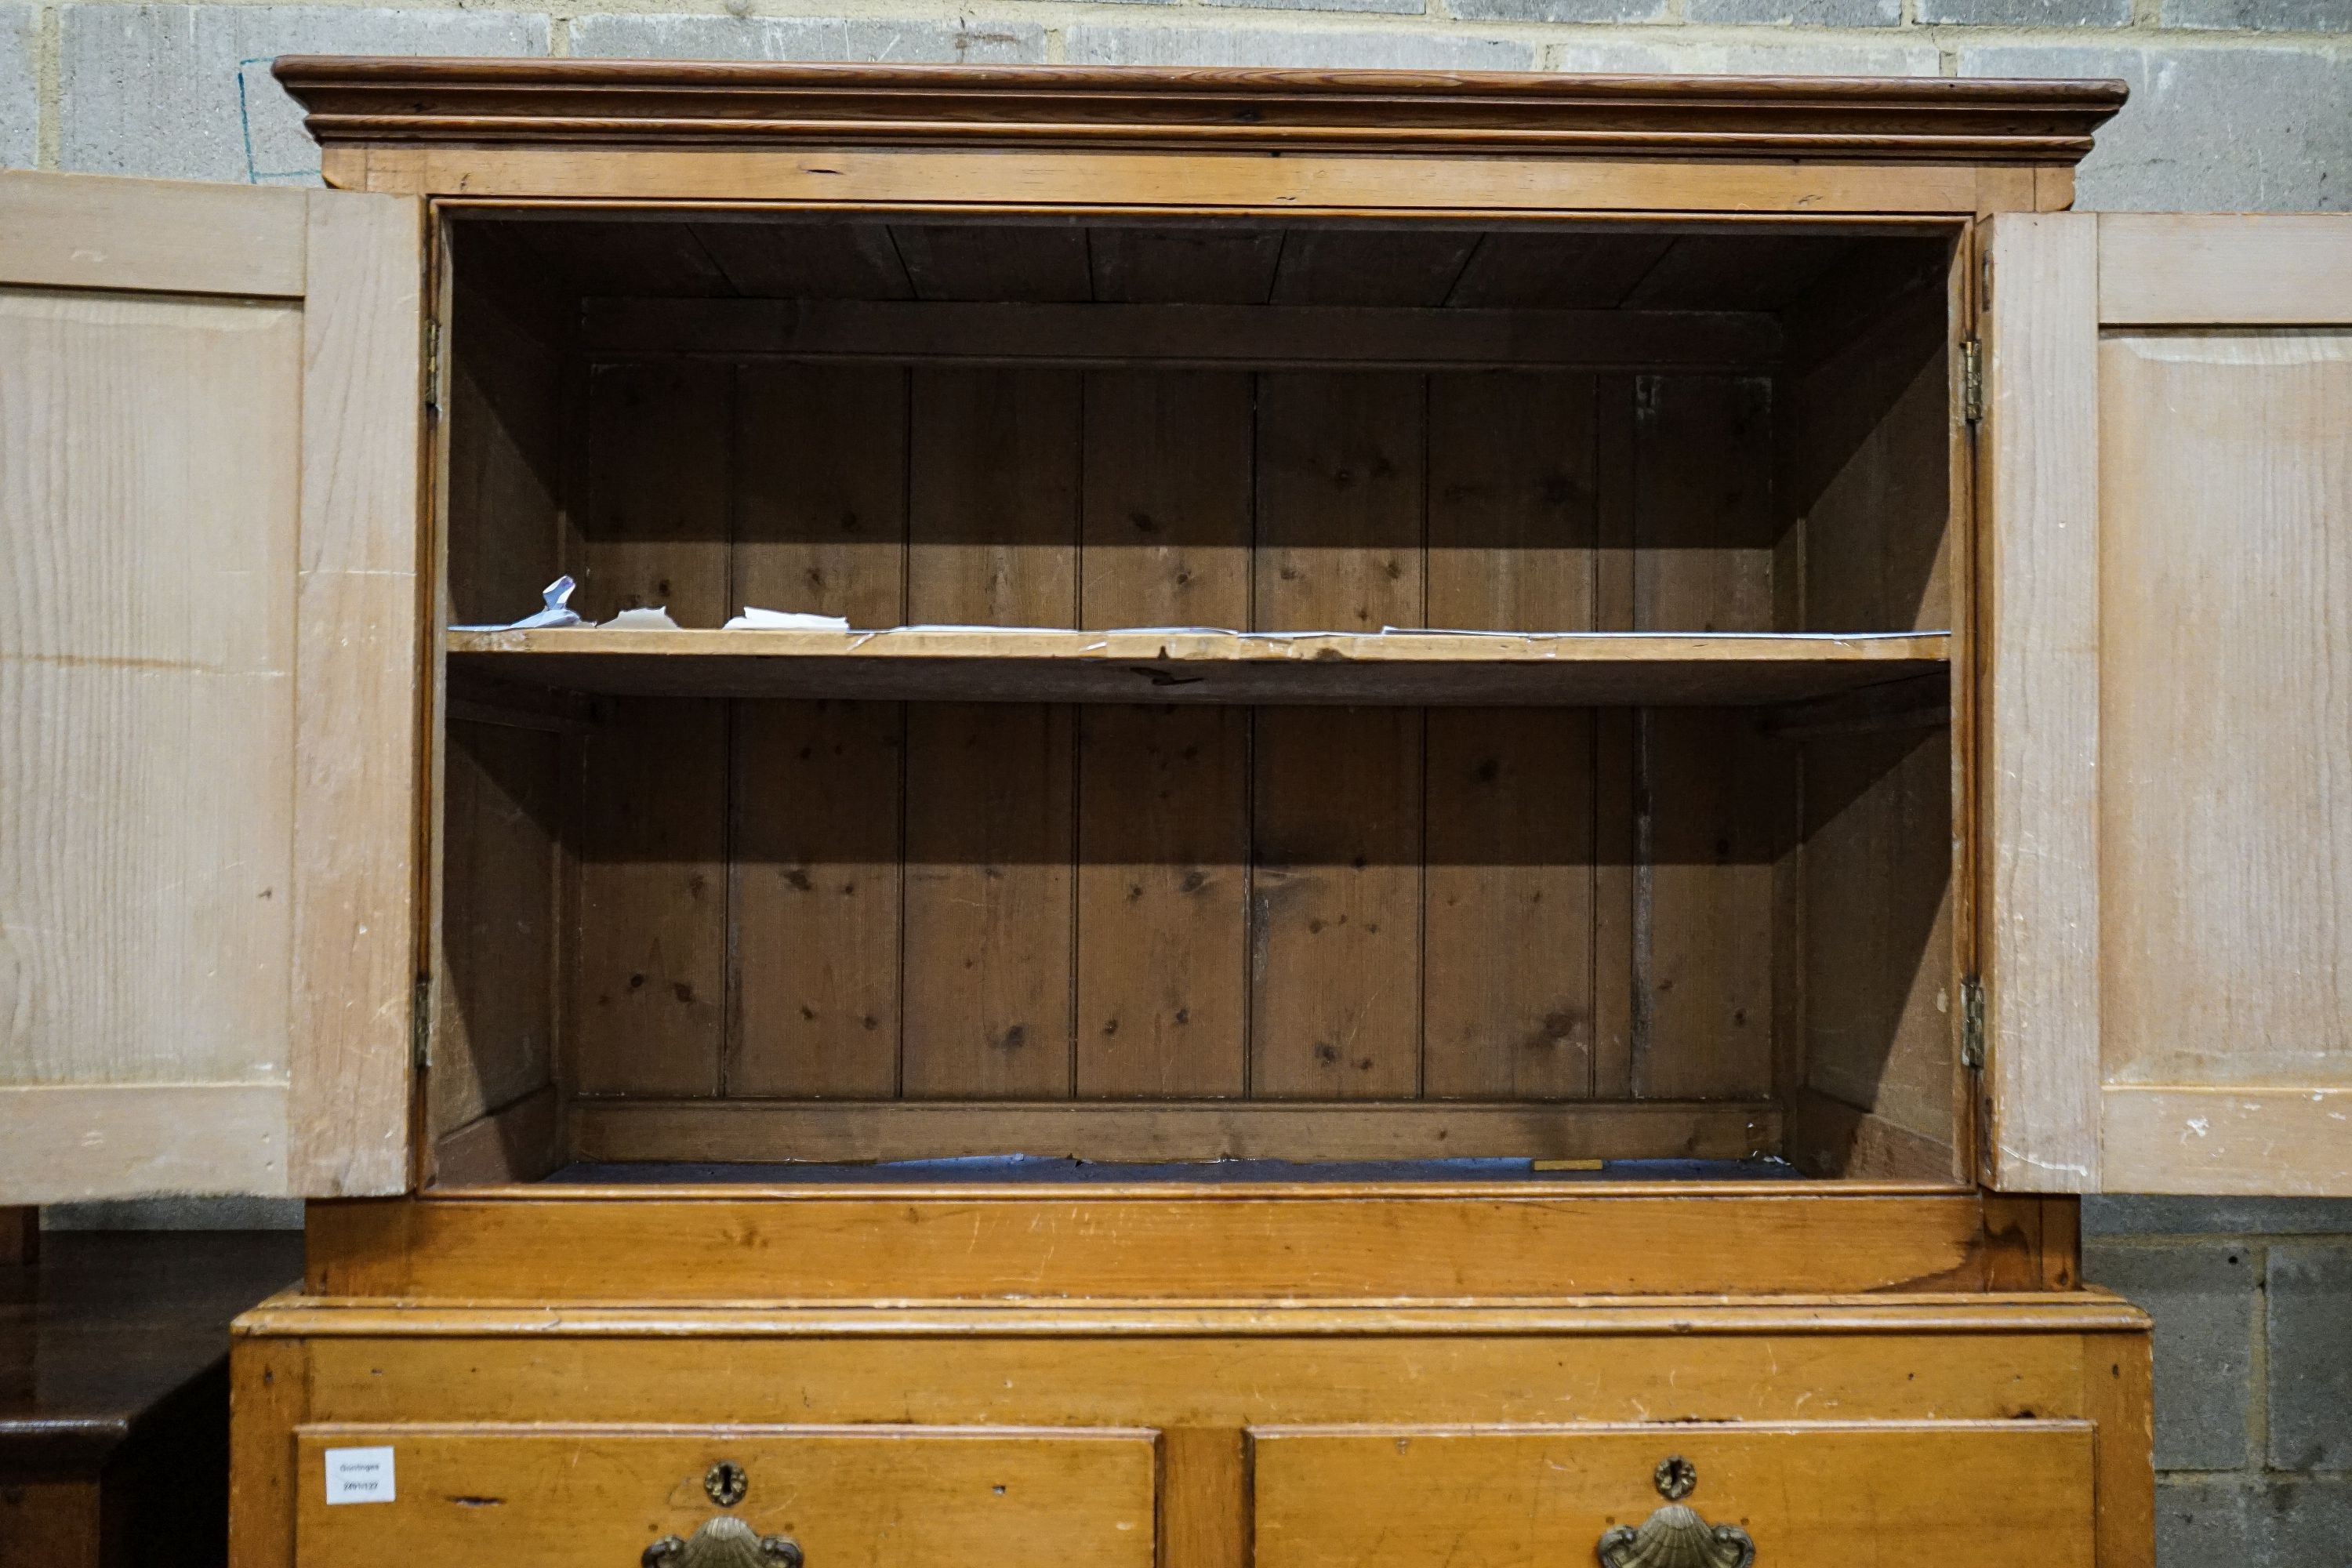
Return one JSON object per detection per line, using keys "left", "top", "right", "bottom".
{"left": 1981, "top": 212, "right": 2352, "bottom": 1194}
{"left": 0, "top": 172, "right": 423, "bottom": 1200}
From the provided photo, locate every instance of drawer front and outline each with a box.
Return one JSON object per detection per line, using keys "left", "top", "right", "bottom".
{"left": 293, "top": 1426, "right": 1156, "bottom": 1568}
{"left": 1254, "top": 1422, "right": 2096, "bottom": 1568}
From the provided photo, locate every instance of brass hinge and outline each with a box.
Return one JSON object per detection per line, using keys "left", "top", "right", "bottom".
{"left": 411, "top": 975, "right": 433, "bottom": 1071}
{"left": 1960, "top": 975, "right": 1986, "bottom": 1071}
{"left": 424, "top": 319, "right": 444, "bottom": 420}
{"left": 1961, "top": 338, "right": 1985, "bottom": 425}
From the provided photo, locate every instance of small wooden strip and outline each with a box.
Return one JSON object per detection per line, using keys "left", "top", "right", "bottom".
{"left": 580, "top": 299, "right": 1784, "bottom": 368}
{"left": 0, "top": 1084, "right": 289, "bottom": 1203}
{"left": 1782, "top": 1087, "right": 1958, "bottom": 1182}
{"left": 429, "top": 1083, "right": 564, "bottom": 1188}
{"left": 568, "top": 1098, "right": 1778, "bottom": 1163}
{"left": 1160, "top": 1428, "right": 1248, "bottom": 1568}
{"left": 252, "top": 1292, "right": 2151, "bottom": 1338}
{"left": 2100, "top": 1088, "right": 2352, "bottom": 1197}
{"left": 228, "top": 1337, "right": 310, "bottom": 1568}
{"left": 1978, "top": 213, "right": 2101, "bottom": 1192}
{"left": 286, "top": 188, "right": 421, "bottom": 1195}
{"left": 0, "top": 170, "right": 308, "bottom": 296}
{"left": 2097, "top": 214, "right": 2352, "bottom": 327}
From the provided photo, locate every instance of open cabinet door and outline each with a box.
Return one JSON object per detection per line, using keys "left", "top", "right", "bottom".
{"left": 1980, "top": 212, "right": 2352, "bottom": 1195}
{"left": 0, "top": 172, "right": 423, "bottom": 1200}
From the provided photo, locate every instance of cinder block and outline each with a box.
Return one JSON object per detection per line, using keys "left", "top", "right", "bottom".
{"left": 1207, "top": 0, "right": 1428, "bottom": 21}
{"left": 2164, "top": 0, "right": 2352, "bottom": 27}
{"left": 1551, "top": 38, "right": 1937, "bottom": 74}
{"left": 2088, "top": 1196, "right": 2352, "bottom": 1237}
{"left": 1684, "top": 0, "right": 1901, "bottom": 24}
{"left": 2157, "top": 1477, "right": 2352, "bottom": 1568}
{"left": 2083, "top": 1240, "right": 2256, "bottom": 1471}
{"left": 2270, "top": 1479, "right": 2352, "bottom": 1566}
{"left": 60, "top": 4, "right": 546, "bottom": 183}
{"left": 570, "top": 16, "right": 1047, "bottom": 64}
{"left": 2156, "top": 1477, "right": 2260, "bottom": 1567}
{"left": 1, "top": 5, "right": 35, "bottom": 169}
{"left": 2267, "top": 1243, "right": 2352, "bottom": 1472}
{"left": 1064, "top": 24, "right": 1537, "bottom": 69}
{"left": 1960, "top": 43, "right": 2352, "bottom": 211}
{"left": 1449, "top": 0, "right": 1666, "bottom": 23}
{"left": 1922, "top": 0, "right": 2129, "bottom": 22}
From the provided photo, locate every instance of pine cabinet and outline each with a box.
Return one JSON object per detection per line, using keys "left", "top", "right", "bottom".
{"left": 5, "top": 60, "right": 2349, "bottom": 1568}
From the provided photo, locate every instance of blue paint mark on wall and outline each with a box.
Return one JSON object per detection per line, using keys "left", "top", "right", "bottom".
{"left": 238, "top": 57, "right": 314, "bottom": 184}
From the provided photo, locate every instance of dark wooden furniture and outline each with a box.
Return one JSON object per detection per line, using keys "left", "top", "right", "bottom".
{"left": 0, "top": 1234, "right": 301, "bottom": 1568}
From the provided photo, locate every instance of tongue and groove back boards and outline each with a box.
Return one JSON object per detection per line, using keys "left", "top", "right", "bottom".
{"left": 429, "top": 215, "right": 1958, "bottom": 1170}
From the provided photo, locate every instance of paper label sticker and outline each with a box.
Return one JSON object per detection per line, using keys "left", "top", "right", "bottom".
{"left": 325, "top": 1446, "right": 397, "bottom": 1504}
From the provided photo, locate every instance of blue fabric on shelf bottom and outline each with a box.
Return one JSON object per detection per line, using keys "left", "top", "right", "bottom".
{"left": 543, "top": 1156, "right": 1803, "bottom": 1185}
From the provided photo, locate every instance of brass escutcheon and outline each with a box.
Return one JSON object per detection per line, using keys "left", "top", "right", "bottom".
{"left": 705, "top": 1461, "right": 750, "bottom": 1508}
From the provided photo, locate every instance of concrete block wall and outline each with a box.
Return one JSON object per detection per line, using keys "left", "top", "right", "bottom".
{"left": 2089, "top": 1200, "right": 2352, "bottom": 1565}
{"left": 9, "top": 2, "right": 2351, "bottom": 1562}
{"left": 0, "top": 0, "right": 2344, "bottom": 199}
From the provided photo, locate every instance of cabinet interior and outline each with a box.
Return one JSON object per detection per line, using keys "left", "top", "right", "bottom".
{"left": 429, "top": 208, "right": 1965, "bottom": 1189}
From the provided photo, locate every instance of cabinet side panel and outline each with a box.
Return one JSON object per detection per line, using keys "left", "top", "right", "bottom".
{"left": 1784, "top": 279, "right": 1960, "bottom": 1180}
{"left": 435, "top": 234, "right": 568, "bottom": 1150}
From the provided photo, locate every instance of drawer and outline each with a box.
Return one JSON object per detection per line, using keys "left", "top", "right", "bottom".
{"left": 1254, "top": 1421, "right": 2096, "bottom": 1568}
{"left": 293, "top": 1425, "right": 1156, "bottom": 1568}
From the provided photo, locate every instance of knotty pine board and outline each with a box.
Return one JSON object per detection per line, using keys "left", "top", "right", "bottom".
{"left": 1075, "top": 371, "right": 1253, "bottom": 1098}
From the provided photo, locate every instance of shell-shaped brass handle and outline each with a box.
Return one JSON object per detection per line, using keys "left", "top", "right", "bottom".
{"left": 642, "top": 1516, "right": 804, "bottom": 1568}
{"left": 1595, "top": 1455, "right": 1754, "bottom": 1568}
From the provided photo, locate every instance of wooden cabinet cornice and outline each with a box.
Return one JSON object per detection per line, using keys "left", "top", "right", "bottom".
{"left": 272, "top": 59, "right": 2125, "bottom": 160}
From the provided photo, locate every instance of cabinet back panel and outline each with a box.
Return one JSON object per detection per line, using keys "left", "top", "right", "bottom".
{"left": 540, "top": 360, "right": 1808, "bottom": 1121}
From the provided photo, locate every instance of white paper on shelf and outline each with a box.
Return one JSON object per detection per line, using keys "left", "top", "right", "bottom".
{"left": 601, "top": 605, "right": 681, "bottom": 630}
{"left": 449, "top": 575, "right": 583, "bottom": 632}
{"left": 725, "top": 607, "right": 852, "bottom": 631}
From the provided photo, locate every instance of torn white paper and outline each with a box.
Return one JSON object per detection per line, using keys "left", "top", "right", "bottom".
{"left": 601, "top": 606, "right": 681, "bottom": 630}
{"left": 724, "top": 607, "right": 852, "bottom": 631}
{"left": 449, "top": 575, "right": 582, "bottom": 632}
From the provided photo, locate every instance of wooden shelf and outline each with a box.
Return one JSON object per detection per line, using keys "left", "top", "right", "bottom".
{"left": 445, "top": 626, "right": 1948, "bottom": 706}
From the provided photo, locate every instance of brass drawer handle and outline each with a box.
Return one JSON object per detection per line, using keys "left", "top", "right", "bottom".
{"left": 643, "top": 1516, "right": 804, "bottom": 1568}
{"left": 1595, "top": 1455, "right": 1755, "bottom": 1568}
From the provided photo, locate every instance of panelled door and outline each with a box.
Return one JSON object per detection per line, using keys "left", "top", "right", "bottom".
{"left": 0, "top": 171, "right": 424, "bottom": 1200}
{"left": 1980, "top": 212, "right": 2352, "bottom": 1195}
